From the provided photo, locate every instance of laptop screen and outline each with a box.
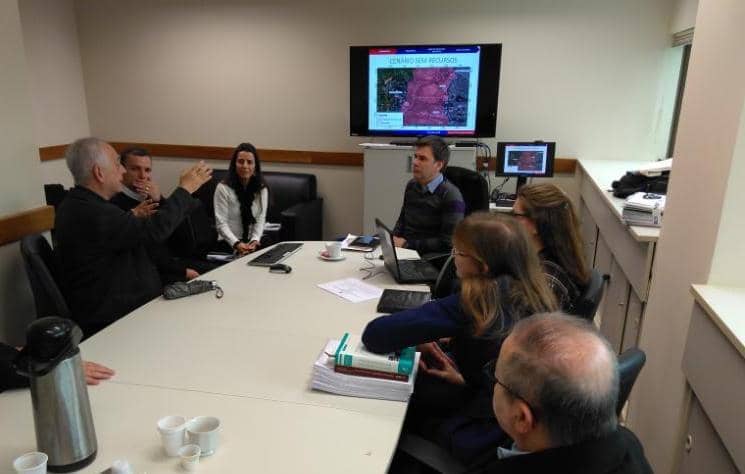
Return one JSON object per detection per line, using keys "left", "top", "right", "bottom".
{"left": 375, "top": 218, "right": 400, "bottom": 278}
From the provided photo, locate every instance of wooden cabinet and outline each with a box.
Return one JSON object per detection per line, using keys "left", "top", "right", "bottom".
{"left": 600, "top": 258, "right": 631, "bottom": 353}
{"left": 678, "top": 397, "right": 739, "bottom": 474}
{"left": 576, "top": 160, "right": 659, "bottom": 355}
{"left": 679, "top": 287, "right": 745, "bottom": 473}
{"left": 579, "top": 201, "right": 598, "bottom": 267}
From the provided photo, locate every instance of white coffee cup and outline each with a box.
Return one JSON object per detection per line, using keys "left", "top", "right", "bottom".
{"left": 12, "top": 452, "right": 47, "bottom": 474}
{"left": 178, "top": 444, "right": 201, "bottom": 471}
{"left": 186, "top": 416, "right": 221, "bottom": 456}
{"left": 325, "top": 241, "right": 342, "bottom": 259}
{"left": 110, "top": 459, "right": 134, "bottom": 474}
{"left": 157, "top": 415, "right": 187, "bottom": 457}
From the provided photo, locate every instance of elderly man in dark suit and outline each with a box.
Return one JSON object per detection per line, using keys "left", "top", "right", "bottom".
{"left": 471, "top": 313, "right": 652, "bottom": 473}
{"left": 55, "top": 137, "right": 212, "bottom": 337}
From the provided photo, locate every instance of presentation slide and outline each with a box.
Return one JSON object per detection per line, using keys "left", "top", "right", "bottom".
{"left": 502, "top": 144, "right": 549, "bottom": 175}
{"left": 368, "top": 46, "right": 480, "bottom": 135}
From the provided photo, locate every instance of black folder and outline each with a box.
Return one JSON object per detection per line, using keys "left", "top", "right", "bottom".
{"left": 376, "top": 289, "right": 432, "bottom": 314}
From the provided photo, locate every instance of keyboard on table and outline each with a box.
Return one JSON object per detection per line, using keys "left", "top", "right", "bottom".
{"left": 492, "top": 199, "right": 516, "bottom": 208}
{"left": 247, "top": 242, "right": 304, "bottom": 266}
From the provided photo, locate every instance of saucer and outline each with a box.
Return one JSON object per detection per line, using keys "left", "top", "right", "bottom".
{"left": 319, "top": 251, "right": 346, "bottom": 262}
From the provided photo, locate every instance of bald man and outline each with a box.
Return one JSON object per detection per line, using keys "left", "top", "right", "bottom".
{"left": 470, "top": 313, "right": 652, "bottom": 473}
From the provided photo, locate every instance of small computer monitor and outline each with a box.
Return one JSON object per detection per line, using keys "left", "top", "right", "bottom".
{"left": 496, "top": 141, "right": 555, "bottom": 190}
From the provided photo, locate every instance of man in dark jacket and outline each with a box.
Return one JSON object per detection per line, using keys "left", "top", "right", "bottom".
{"left": 55, "top": 138, "right": 212, "bottom": 337}
{"left": 110, "top": 146, "right": 200, "bottom": 284}
{"left": 470, "top": 313, "right": 652, "bottom": 473}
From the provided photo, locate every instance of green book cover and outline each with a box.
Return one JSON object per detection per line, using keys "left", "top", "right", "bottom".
{"left": 334, "top": 333, "right": 415, "bottom": 375}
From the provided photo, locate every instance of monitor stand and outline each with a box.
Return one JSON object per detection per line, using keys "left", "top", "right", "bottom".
{"left": 515, "top": 176, "right": 528, "bottom": 193}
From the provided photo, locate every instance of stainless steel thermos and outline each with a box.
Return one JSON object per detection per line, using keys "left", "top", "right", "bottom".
{"left": 14, "top": 317, "right": 97, "bottom": 472}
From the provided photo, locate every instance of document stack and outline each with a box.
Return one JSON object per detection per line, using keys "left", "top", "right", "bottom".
{"left": 311, "top": 334, "right": 419, "bottom": 402}
{"left": 622, "top": 191, "right": 666, "bottom": 227}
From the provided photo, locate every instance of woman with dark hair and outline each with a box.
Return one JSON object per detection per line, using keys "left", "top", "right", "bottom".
{"left": 514, "top": 183, "right": 590, "bottom": 314}
{"left": 214, "top": 143, "right": 269, "bottom": 255}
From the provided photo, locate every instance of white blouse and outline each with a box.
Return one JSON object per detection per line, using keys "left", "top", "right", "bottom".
{"left": 213, "top": 182, "right": 268, "bottom": 247}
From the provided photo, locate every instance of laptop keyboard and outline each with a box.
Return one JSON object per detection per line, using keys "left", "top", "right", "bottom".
{"left": 247, "top": 243, "right": 303, "bottom": 266}
{"left": 399, "top": 260, "right": 438, "bottom": 281}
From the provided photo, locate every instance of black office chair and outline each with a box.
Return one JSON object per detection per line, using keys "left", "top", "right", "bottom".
{"left": 573, "top": 269, "right": 605, "bottom": 321}
{"left": 431, "top": 255, "right": 458, "bottom": 299}
{"left": 616, "top": 347, "right": 646, "bottom": 416}
{"left": 394, "top": 434, "right": 466, "bottom": 474}
{"left": 443, "top": 166, "right": 489, "bottom": 216}
{"left": 20, "top": 234, "right": 71, "bottom": 319}
{"left": 44, "top": 183, "right": 68, "bottom": 209}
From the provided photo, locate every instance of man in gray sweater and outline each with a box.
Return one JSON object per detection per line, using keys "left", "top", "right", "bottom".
{"left": 393, "top": 136, "right": 465, "bottom": 255}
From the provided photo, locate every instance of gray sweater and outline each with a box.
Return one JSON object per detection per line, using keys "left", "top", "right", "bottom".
{"left": 393, "top": 178, "right": 465, "bottom": 254}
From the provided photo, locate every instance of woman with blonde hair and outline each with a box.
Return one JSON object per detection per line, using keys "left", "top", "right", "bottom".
{"left": 363, "top": 212, "right": 557, "bottom": 461}
{"left": 363, "top": 212, "right": 556, "bottom": 391}
{"left": 514, "top": 183, "right": 590, "bottom": 313}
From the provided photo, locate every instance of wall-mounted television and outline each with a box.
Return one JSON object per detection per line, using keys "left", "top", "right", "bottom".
{"left": 350, "top": 43, "right": 501, "bottom": 138}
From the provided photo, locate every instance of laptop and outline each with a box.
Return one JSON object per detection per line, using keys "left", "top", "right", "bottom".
{"left": 375, "top": 218, "right": 440, "bottom": 284}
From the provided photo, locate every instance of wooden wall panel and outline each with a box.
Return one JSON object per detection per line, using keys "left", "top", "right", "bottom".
{"left": 0, "top": 206, "right": 55, "bottom": 246}
{"left": 40, "top": 142, "right": 574, "bottom": 171}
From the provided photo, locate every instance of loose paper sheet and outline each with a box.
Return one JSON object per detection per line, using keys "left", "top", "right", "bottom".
{"left": 318, "top": 278, "right": 383, "bottom": 303}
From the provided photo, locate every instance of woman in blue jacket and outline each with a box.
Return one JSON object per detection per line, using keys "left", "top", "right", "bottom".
{"left": 363, "top": 213, "right": 557, "bottom": 461}
{"left": 363, "top": 212, "right": 556, "bottom": 388}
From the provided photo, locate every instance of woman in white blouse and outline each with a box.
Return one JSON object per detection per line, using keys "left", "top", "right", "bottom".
{"left": 214, "top": 143, "right": 269, "bottom": 255}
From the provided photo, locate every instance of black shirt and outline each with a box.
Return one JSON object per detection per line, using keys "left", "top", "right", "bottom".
{"left": 110, "top": 191, "right": 188, "bottom": 283}
{"left": 55, "top": 186, "right": 196, "bottom": 337}
{"left": 468, "top": 426, "right": 653, "bottom": 474}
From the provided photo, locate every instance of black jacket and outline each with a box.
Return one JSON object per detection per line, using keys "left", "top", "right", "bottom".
{"left": 468, "top": 426, "right": 653, "bottom": 474}
{"left": 110, "top": 191, "right": 188, "bottom": 283}
{"left": 55, "top": 186, "right": 196, "bottom": 337}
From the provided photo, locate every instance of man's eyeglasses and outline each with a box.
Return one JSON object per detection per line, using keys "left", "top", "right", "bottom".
{"left": 483, "top": 359, "right": 540, "bottom": 419}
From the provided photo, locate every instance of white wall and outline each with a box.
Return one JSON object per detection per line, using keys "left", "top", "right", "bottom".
{"left": 0, "top": 0, "right": 46, "bottom": 344}
{"left": 19, "top": 0, "right": 91, "bottom": 189}
{"left": 62, "top": 0, "right": 676, "bottom": 235}
{"left": 671, "top": 0, "right": 699, "bottom": 33}
{"left": 708, "top": 99, "right": 745, "bottom": 286}
{"left": 629, "top": 0, "right": 745, "bottom": 471}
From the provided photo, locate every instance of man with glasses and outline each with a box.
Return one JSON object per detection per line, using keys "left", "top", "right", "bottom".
{"left": 471, "top": 313, "right": 651, "bottom": 473}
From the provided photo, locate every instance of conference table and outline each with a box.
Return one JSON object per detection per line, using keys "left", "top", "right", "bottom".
{"left": 0, "top": 242, "right": 427, "bottom": 473}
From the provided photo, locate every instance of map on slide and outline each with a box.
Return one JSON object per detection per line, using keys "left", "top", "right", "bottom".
{"left": 376, "top": 67, "right": 471, "bottom": 126}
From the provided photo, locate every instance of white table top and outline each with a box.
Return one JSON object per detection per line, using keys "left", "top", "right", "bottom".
{"left": 1, "top": 242, "right": 425, "bottom": 473}
{"left": 1, "top": 383, "right": 402, "bottom": 473}
{"left": 691, "top": 284, "right": 745, "bottom": 359}
{"left": 578, "top": 159, "right": 662, "bottom": 242}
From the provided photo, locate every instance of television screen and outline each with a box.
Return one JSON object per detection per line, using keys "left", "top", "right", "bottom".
{"left": 496, "top": 142, "right": 556, "bottom": 178}
{"left": 350, "top": 44, "right": 501, "bottom": 138}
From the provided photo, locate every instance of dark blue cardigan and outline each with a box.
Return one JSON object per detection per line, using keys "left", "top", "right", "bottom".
{"left": 362, "top": 293, "right": 514, "bottom": 388}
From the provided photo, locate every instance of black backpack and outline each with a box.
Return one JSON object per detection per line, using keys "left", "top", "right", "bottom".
{"left": 611, "top": 171, "right": 669, "bottom": 198}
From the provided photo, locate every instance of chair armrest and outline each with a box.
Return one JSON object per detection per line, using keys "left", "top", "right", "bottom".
{"left": 279, "top": 198, "right": 323, "bottom": 241}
